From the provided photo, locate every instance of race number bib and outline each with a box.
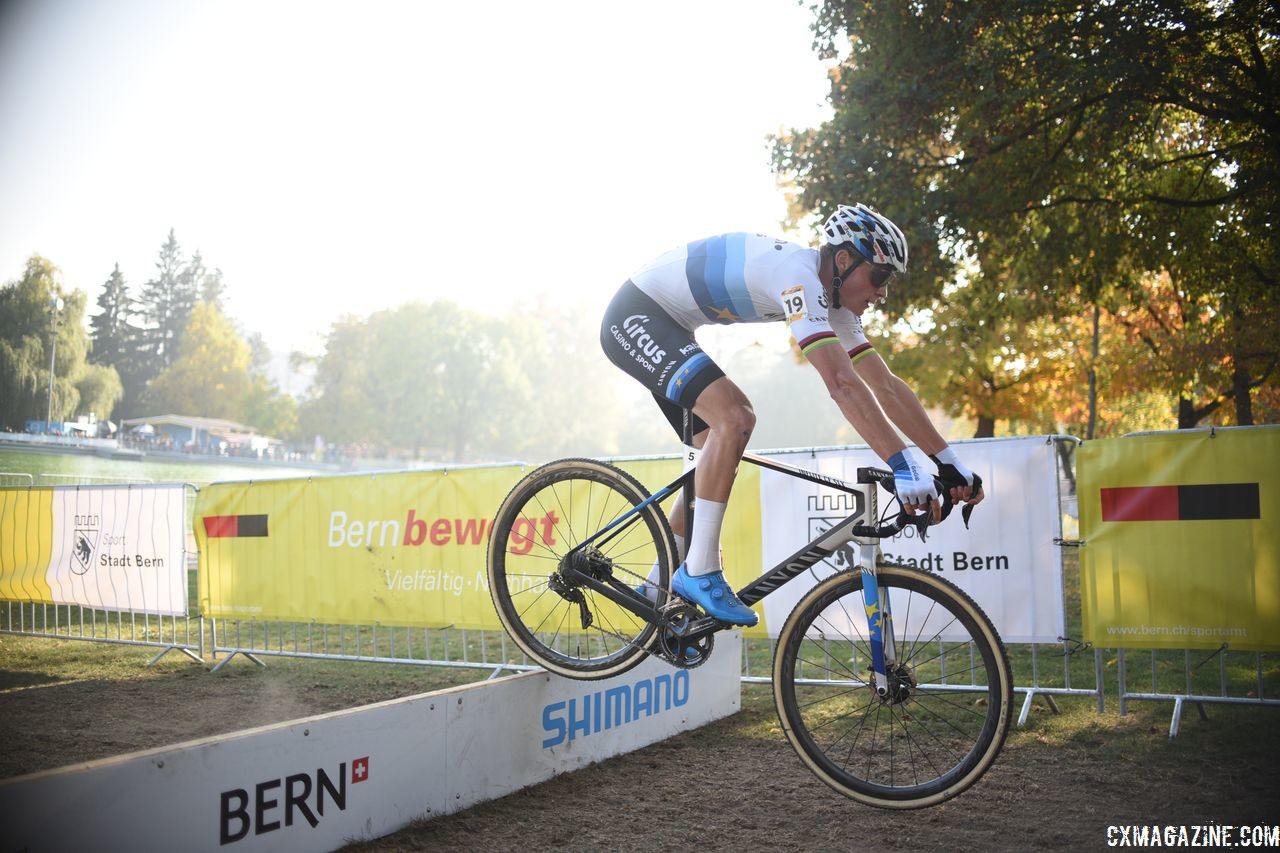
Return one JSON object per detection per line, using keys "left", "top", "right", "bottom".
{"left": 782, "top": 285, "right": 808, "bottom": 323}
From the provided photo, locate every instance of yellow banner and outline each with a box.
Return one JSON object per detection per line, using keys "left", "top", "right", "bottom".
{"left": 1079, "top": 427, "right": 1280, "bottom": 651}
{"left": 196, "top": 460, "right": 764, "bottom": 633}
{"left": 0, "top": 489, "right": 55, "bottom": 602}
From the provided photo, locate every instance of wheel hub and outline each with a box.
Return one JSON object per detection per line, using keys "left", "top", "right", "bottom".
{"left": 869, "top": 662, "right": 916, "bottom": 705}
{"left": 561, "top": 545, "right": 612, "bottom": 585}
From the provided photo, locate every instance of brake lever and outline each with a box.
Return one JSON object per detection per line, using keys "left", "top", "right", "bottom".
{"left": 959, "top": 473, "right": 984, "bottom": 529}
{"left": 895, "top": 508, "right": 933, "bottom": 541}
{"left": 937, "top": 482, "right": 956, "bottom": 523}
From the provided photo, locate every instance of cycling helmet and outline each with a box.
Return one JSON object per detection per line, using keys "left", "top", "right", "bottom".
{"left": 821, "top": 203, "right": 908, "bottom": 272}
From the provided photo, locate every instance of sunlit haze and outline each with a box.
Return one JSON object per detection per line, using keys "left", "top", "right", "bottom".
{"left": 0, "top": 0, "right": 833, "bottom": 371}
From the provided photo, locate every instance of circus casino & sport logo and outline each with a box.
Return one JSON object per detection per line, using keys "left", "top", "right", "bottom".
{"left": 71, "top": 514, "right": 101, "bottom": 575}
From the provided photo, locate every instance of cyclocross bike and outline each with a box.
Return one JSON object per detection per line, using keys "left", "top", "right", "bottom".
{"left": 486, "top": 444, "right": 1012, "bottom": 809}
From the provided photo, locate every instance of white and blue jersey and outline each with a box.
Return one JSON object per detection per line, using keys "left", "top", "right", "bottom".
{"left": 601, "top": 232, "right": 875, "bottom": 439}
{"left": 628, "top": 232, "right": 871, "bottom": 360}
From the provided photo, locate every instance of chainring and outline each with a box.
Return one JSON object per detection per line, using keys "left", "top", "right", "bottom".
{"left": 655, "top": 601, "right": 714, "bottom": 669}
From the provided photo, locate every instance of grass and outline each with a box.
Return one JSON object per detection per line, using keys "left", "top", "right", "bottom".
{"left": 0, "top": 632, "right": 492, "bottom": 699}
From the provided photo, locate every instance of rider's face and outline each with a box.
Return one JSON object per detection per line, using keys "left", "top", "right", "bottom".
{"left": 837, "top": 251, "right": 894, "bottom": 314}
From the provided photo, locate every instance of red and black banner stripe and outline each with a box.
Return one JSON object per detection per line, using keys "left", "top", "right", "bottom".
{"left": 1100, "top": 483, "right": 1260, "bottom": 522}
{"left": 203, "top": 514, "right": 269, "bottom": 538}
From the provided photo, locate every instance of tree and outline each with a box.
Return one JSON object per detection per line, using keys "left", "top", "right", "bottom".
{"left": 89, "top": 263, "right": 146, "bottom": 415}
{"left": 241, "top": 332, "right": 297, "bottom": 438}
{"left": 356, "top": 301, "right": 532, "bottom": 461}
{"left": 143, "top": 301, "right": 253, "bottom": 418}
{"left": 199, "top": 265, "right": 227, "bottom": 309}
{"left": 74, "top": 363, "right": 124, "bottom": 424}
{"left": 296, "top": 315, "right": 379, "bottom": 449}
{"left": 136, "top": 229, "right": 197, "bottom": 370}
{"left": 773, "top": 0, "right": 1279, "bottom": 429}
{"left": 297, "top": 300, "right": 633, "bottom": 463}
{"left": 0, "top": 256, "right": 95, "bottom": 429}
{"left": 143, "top": 300, "right": 297, "bottom": 434}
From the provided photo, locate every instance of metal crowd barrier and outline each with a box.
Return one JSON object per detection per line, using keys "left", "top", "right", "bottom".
{"left": 0, "top": 600, "right": 204, "bottom": 665}
{"left": 1, "top": 478, "right": 199, "bottom": 664}
{"left": 208, "top": 619, "right": 537, "bottom": 677}
{"left": 1117, "top": 646, "right": 1280, "bottom": 736}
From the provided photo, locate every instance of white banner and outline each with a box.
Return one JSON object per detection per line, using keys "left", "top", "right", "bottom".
{"left": 758, "top": 437, "right": 1065, "bottom": 643}
{"left": 0, "top": 634, "right": 741, "bottom": 852}
{"left": 48, "top": 485, "right": 189, "bottom": 616}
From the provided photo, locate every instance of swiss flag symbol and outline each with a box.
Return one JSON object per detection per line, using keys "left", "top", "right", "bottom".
{"left": 352, "top": 756, "right": 370, "bottom": 784}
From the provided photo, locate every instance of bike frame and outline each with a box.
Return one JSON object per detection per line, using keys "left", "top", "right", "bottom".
{"left": 560, "top": 449, "right": 904, "bottom": 696}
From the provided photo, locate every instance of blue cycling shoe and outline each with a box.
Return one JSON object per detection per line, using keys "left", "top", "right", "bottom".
{"left": 672, "top": 564, "right": 758, "bottom": 627}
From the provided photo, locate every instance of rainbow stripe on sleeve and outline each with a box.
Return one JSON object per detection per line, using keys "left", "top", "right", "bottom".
{"left": 848, "top": 342, "right": 875, "bottom": 363}
{"left": 798, "top": 331, "right": 839, "bottom": 356}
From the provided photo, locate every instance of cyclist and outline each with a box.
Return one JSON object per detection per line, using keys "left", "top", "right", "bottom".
{"left": 599, "top": 203, "right": 984, "bottom": 627}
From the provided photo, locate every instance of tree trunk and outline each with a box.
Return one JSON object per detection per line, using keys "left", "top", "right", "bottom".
{"left": 1233, "top": 362, "right": 1254, "bottom": 425}
{"left": 974, "top": 415, "right": 995, "bottom": 438}
{"left": 1178, "top": 395, "right": 1222, "bottom": 428}
{"left": 1178, "top": 396, "right": 1196, "bottom": 428}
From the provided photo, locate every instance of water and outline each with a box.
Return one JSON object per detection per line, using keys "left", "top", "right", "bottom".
{"left": 0, "top": 447, "right": 333, "bottom": 488}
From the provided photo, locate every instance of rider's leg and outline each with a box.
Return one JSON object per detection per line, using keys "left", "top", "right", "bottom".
{"left": 685, "top": 376, "right": 755, "bottom": 574}
{"left": 667, "top": 425, "right": 708, "bottom": 541}
{"left": 670, "top": 377, "right": 759, "bottom": 626}
{"left": 639, "top": 428, "right": 704, "bottom": 602}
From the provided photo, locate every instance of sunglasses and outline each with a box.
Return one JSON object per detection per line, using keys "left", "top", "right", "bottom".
{"left": 844, "top": 255, "right": 898, "bottom": 290}
{"left": 869, "top": 264, "right": 897, "bottom": 289}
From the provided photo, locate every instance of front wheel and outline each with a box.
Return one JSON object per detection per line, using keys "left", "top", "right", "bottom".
{"left": 773, "top": 566, "right": 1013, "bottom": 809}
{"left": 487, "top": 458, "right": 677, "bottom": 680}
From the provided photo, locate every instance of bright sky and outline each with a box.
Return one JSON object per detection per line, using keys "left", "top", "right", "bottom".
{"left": 0, "top": 0, "right": 833, "bottom": 361}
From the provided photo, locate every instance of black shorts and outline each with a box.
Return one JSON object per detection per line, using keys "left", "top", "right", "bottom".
{"left": 599, "top": 281, "right": 724, "bottom": 439}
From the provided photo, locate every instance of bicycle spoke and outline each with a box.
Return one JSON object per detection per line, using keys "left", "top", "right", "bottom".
{"left": 489, "top": 460, "right": 671, "bottom": 679}
{"left": 775, "top": 567, "right": 1011, "bottom": 807}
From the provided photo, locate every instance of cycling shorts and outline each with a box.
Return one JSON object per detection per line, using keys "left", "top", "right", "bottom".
{"left": 600, "top": 280, "right": 724, "bottom": 439}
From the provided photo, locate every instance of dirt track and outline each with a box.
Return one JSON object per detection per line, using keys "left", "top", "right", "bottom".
{"left": 347, "top": 693, "right": 1279, "bottom": 853}
{"left": 2, "top": 649, "right": 1276, "bottom": 853}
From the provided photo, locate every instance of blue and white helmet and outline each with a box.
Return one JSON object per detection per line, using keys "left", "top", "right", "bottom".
{"left": 821, "top": 203, "right": 908, "bottom": 272}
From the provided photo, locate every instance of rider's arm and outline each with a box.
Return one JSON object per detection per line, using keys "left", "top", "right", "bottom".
{"left": 852, "top": 352, "right": 982, "bottom": 504}
{"left": 850, "top": 351, "right": 946, "bottom": 455}
{"left": 804, "top": 341, "right": 907, "bottom": 461}
{"left": 805, "top": 341, "right": 940, "bottom": 518}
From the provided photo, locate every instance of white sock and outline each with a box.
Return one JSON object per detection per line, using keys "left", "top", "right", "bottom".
{"left": 685, "top": 499, "right": 726, "bottom": 576}
{"left": 642, "top": 533, "right": 685, "bottom": 601}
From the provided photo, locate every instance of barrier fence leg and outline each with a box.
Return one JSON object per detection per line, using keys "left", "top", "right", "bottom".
{"left": 146, "top": 646, "right": 203, "bottom": 666}
{"left": 1018, "top": 690, "right": 1037, "bottom": 726}
{"left": 1095, "top": 648, "right": 1105, "bottom": 713}
{"left": 210, "top": 651, "right": 267, "bottom": 672}
{"left": 1118, "top": 648, "right": 1128, "bottom": 716}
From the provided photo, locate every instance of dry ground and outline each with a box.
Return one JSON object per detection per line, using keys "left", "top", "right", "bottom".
{"left": 2, "top": 640, "right": 1277, "bottom": 852}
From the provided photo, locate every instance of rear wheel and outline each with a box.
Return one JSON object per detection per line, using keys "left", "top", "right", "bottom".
{"left": 773, "top": 565, "right": 1013, "bottom": 808}
{"left": 487, "top": 458, "right": 676, "bottom": 680}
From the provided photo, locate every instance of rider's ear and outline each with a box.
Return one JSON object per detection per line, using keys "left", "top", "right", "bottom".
{"left": 835, "top": 249, "right": 854, "bottom": 275}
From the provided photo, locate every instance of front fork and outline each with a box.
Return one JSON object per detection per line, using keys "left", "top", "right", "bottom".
{"left": 857, "top": 541, "right": 898, "bottom": 697}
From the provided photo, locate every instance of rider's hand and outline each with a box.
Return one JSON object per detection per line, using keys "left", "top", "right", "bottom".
{"left": 930, "top": 447, "right": 984, "bottom": 505}
{"left": 888, "top": 448, "right": 941, "bottom": 523}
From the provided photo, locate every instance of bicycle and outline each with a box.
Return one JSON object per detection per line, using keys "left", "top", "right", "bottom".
{"left": 486, "top": 444, "right": 1012, "bottom": 809}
